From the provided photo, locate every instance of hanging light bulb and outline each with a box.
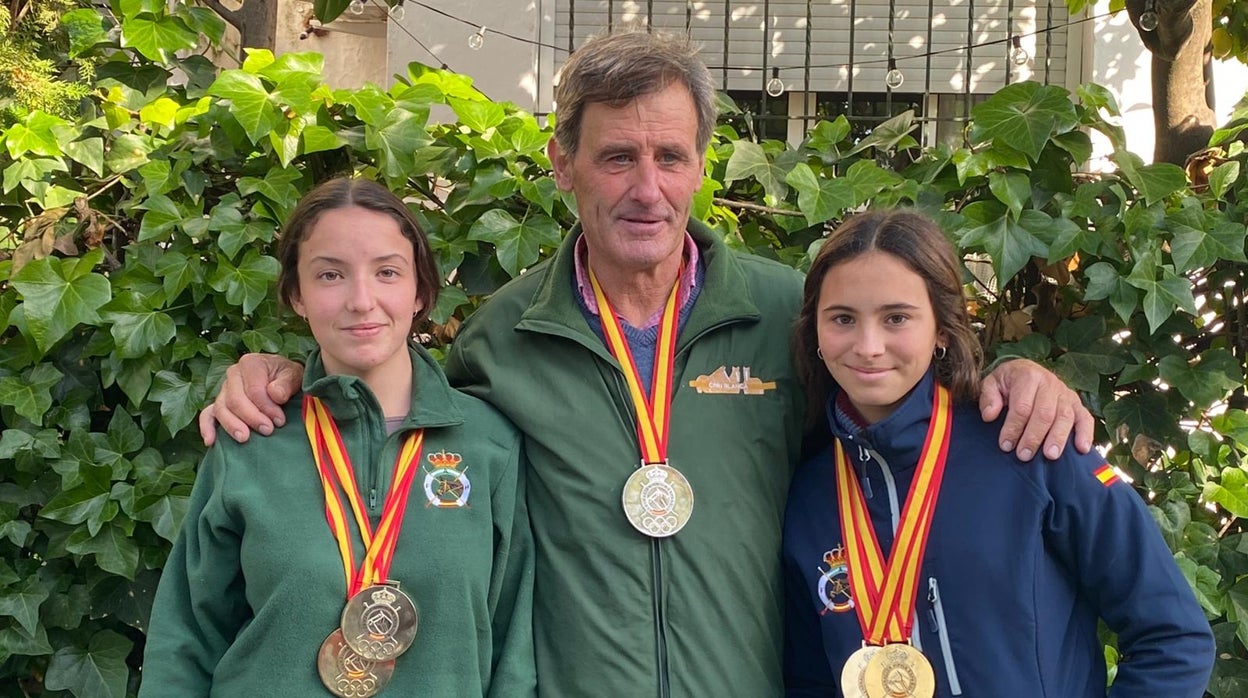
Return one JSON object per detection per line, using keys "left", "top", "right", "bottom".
{"left": 1009, "top": 35, "right": 1030, "bottom": 66}
{"left": 884, "top": 59, "right": 904, "bottom": 90}
{"left": 349, "top": 0, "right": 365, "bottom": 15}
{"left": 468, "top": 27, "right": 487, "bottom": 50}
{"left": 389, "top": 0, "right": 405, "bottom": 20}
{"left": 766, "top": 67, "right": 785, "bottom": 98}
{"left": 1139, "top": 0, "right": 1159, "bottom": 31}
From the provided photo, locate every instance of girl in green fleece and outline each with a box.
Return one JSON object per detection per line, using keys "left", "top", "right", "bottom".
{"left": 140, "top": 178, "right": 535, "bottom": 697}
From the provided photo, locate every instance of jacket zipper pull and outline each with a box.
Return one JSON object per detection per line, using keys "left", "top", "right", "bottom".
{"left": 369, "top": 487, "right": 378, "bottom": 510}
{"left": 856, "top": 446, "right": 874, "bottom": 499}
{"left": 927, "top": 583, "right": 939, "bottom": 632}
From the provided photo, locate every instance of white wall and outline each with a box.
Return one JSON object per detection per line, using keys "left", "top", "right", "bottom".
{"left": 1087, "top": 1, "right": 1248, "bottom": 168}
{"left": 279, "top": 0, "right": 389, "bottom": 89}
{"left": 387, "top": 0, "right": 552, "bottom": 112}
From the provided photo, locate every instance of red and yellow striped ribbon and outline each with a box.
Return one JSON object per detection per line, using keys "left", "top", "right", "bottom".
{"left": 834, "top": 384, "right": 953, "bottom": 645}
{"left": 588, "top": 265, "right": 683, "bottom": 464}
{"left": 303, "top": 395, "right": 425, "bottom": 598}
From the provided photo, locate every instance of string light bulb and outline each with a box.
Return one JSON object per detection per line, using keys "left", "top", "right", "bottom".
{"left": 468, "top": 27, "right": 486, "bottom": 50}
{"left": 389, "top": 0, "right": 405, "bottom": 20}
{"left": 884, "top": 59, "right": 904, "bottom": 89}
{"left": 766, "top": 67, "right": 785, "bottom": 98}
{"left": 1009, "top": 35, "right": 1030, "bottom": 66}
{"left": 1139, "top": 0, "right": 1159, "bottom": 31}
{"left": 349, "top": 0, "right": 365, "bottom": 15}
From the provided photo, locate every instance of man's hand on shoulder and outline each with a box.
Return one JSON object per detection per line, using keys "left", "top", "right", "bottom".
{"left": 979, "top": 359, "right": 1094, "bottom": 461}
{"left": 199, "top": 354, "right": 305, "bottom": 446}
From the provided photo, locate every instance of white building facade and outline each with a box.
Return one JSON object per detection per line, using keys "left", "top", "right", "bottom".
{"left": 294, "top": 0, "right": 1247, "bottom": 165}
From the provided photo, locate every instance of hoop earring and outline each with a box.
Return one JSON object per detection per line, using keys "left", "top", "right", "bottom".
{"left": 817, "top": 348, "right": 825, "bottom": 359}
{"left": 933, "top": 346, "right": 947, "bottom": 360}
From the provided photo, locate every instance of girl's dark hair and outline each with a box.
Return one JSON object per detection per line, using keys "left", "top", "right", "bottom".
{"left": 276, "top": 177, "right": 440, "bottom": 325}
{"left": 792, "top": 209, "right": 983, "bottom": 424}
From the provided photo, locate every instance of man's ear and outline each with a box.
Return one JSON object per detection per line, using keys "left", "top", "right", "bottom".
{"left": 547, "top": 138, "right": 574, "bottom": 192}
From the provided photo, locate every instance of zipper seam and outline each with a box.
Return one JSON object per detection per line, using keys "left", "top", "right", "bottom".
{"left": 609, "top": 364, "right": 671, "bottom": 698}
{"left": 653, "top": 540, "right": 670, "bottom": 698}
{"left": 928, "top": 577, "right": 963, "bottom": 694}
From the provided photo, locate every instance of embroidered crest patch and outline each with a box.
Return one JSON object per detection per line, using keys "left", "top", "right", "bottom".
{"left": 818, "top": 545, "right": 854, "bottom": 615}
{"left": 423, "top": 450, "right": 471, "bottom": 508}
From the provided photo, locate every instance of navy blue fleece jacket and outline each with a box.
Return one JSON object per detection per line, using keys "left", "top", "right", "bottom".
{"left": 782, "top": 371, "right": 1213, "bottom": 697}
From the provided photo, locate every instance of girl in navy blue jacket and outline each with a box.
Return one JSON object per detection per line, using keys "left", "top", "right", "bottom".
{"left": 782, "top": 210, "right": 1213, "bottom": 697}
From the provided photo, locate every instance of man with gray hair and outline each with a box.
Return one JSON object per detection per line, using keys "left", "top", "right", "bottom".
{"left": 203, "top": 30, "right": 1092, "bottom": 696}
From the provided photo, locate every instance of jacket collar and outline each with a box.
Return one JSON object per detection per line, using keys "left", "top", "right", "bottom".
{"left": 515, "top": 218, "right": 761, "bottom": 354}
{"left": 301, "top": 342, "right": 464, "bottom": 429}
{"left": 825, "top": 369, "right": 939, "bottom": 476}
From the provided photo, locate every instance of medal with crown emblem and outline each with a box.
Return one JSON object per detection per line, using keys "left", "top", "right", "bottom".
{"left": 833, "top": 386, "right": 953, "bottom": 698}
{"left": 341, "top": 583, "right": 419, "bottom": 661}
{"left": 622, "top": 462, "right": 695, "bottom": 537}
{"left": 303, "top": 396, "right": 429, "bottom": 693}
{"left": 862, "top": 643, "right": 935, "bottom": 698}
{"left": 317, "top": 628, "right": 395, "bottom": 698}
{"left": 840, "top": 644, "right": 879, "bottom": 698}
{"left": 589, "top": 262, "right": 697, "bottom": 538}
{"left": 423, "top": 450, "right": 471, "bottom": 508}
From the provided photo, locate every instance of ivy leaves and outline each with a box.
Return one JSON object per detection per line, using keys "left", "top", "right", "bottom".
{"left": 10, "top": 249, "right": 111, "bottom": 354}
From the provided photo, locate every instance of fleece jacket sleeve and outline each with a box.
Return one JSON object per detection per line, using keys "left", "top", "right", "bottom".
{"left": 485, "top": 432, "right": 537, "bottom": 697}
{"left": 138, "top": 443, "right": 247, "bottom": 697}
{"left": 1044, "top": 451, "right": 1214, "bottom": 698}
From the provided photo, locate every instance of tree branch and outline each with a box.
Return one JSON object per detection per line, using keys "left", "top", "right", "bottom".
{"left": 199, "top": 0, "right": 241, "bottom": 29}
{"left": 12, "top": 0, "right": 33, "bottom": 26}
{"left": 712, "top": 197, "right": 801, "bottom": 218}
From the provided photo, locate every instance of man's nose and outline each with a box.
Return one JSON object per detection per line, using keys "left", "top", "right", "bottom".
{"left": 629, "top": 159, "right": 663, "bottom": 204}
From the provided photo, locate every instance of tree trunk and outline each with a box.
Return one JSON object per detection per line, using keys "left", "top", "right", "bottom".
{"left": 1128, "top": 0, "right": 1216, "bottom": 165}
{"left": 201, "top": 0, "right": 278, "bottom": 52}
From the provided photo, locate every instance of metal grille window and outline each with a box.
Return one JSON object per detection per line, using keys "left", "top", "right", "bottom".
{"left": 554, "top": 0, "right": 1072, "bottom": 146}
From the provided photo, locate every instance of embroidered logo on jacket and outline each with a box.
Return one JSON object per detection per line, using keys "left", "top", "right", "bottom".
{"left": 687, "top": 366, "right": 776, "bottom": 395}
{"left": 1093, "top": 462, "right": 1120, "bottom": 487}
{"left": 423, "top": 450, "right": 471, "bottom": 508}
{"left": 818, "top": 545, "right": 854, "bottom": 614}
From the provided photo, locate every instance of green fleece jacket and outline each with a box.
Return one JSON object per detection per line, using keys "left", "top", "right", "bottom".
{"left": 140, "top": 344, "right": 535, "bottom": 697}
{"left": 445, "top": 219, "right": 805, "bottom": 697}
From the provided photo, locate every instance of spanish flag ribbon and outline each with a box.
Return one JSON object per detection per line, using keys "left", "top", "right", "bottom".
{"left": 834, "top": 384, "right": 953, "bottom": 645}
{"left": 588, "top": 264, "right": 683, "bottom": 465}
{"left": 304, "top": 395, "right": 425, "bottom": 598}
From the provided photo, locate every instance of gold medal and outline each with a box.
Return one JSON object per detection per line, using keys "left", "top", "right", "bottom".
{"left": 340, "top": 583, "right": 418, "bottom": 661}
{"left": 840, "top": 644, "right": 879, "bottom": 698}
{"left": 622, "top": 462, "right": 695, "bottom": 537}
{"left": 862, "top": 643, "right": 935, "bottom": 698}
{"left": 317, "top": 628, "right": 395, "bottom": 698}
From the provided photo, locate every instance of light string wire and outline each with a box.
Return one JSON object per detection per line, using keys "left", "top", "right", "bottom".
{"left": 380, "top": 0, "right": 1110, "bottom": 76}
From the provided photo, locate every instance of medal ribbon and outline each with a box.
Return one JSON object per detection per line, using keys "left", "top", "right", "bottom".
{"left": 588, "top": 265, "right": 682, "bottom": 463}
{"left": 303, "top": 395, "right": 425, "bottom": 598}
{"left": 834, "top": 384, "right": 953, "bottom": 645}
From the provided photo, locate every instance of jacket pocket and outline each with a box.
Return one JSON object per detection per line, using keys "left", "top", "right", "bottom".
{"left": 926, "top": 576, "right": 963, "bottom": 695}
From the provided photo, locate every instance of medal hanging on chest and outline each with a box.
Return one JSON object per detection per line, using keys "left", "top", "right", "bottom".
{"left": 834, "top": 385, "right": 953, "bottom": 698}
{"left": 590, "top": 266, "right": 695, "bottom": 538}
{"left": 304, "top": 396, "right": 425, "bottom": 696}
